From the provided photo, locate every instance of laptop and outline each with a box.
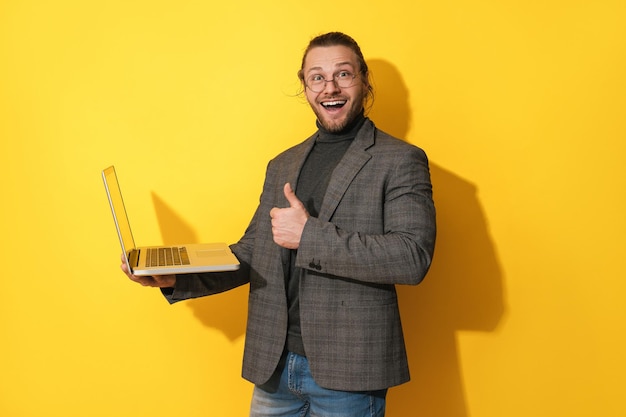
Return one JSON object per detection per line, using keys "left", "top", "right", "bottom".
{"left": 102, "top": 165, "right": 239, "bottom": 276}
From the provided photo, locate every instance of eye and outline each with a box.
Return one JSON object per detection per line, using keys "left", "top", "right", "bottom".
{"left": 308, "top": 74, "right": 325, "bottom": 82}
{"left": 337, "top": 70, "right": 352, "bottom": 79}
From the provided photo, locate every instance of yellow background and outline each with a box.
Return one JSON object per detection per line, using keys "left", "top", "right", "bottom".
{"left": 1, "top": 1, "right": 624, "bottom": 416}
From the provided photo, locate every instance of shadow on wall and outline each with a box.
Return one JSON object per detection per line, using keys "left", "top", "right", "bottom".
{"left": 151, "top": 192, "right": 248, "bottom": 341}
{"left": 369, "top": 59, "right": 506, "bottom": 417}
{"left": 151, "top": 58, "right": 506, "bottom": 417}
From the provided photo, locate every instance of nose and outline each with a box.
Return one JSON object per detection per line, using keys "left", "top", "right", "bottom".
{"left": 321, "top": 78, "right": 341, "bottom": 93}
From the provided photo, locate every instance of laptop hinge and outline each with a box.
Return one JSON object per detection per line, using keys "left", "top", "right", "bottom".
{"left": 129, "top": 249, "right": 140, "bottom": 269}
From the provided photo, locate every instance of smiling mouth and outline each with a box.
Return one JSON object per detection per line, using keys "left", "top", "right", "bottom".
{"left": 321, "top": 100, "right": 347, "bottom": 109}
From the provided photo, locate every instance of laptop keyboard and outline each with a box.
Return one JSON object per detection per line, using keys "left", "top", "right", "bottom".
{"left": 146, "top": 247, "right": 191, "bottom": 267}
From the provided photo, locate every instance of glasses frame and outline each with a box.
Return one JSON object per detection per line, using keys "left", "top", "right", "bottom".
{"left": 305, "top": 70, "right": 359, "bottom": 93}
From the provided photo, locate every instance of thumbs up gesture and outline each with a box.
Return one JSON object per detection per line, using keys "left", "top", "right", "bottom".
{"left": 270, "top": 183, "right": 310, "bottom": 249}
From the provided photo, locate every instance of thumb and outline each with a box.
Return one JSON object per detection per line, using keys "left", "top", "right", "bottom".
{"left": 283, "top": 183, "right": 303, "bottom": 208}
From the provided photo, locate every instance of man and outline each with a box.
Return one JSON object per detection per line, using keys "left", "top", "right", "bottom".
{"left": 122, "top": 32, "right": 436, "bottom": 417}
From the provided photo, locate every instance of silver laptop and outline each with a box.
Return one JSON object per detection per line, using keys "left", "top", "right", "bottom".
{"left": 102, "top": 165, "right": 239, "bottom": 276}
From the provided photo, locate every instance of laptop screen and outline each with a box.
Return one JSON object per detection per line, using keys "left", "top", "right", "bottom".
{"left": 102, "top": 166, "right": 136, "bottom": 259}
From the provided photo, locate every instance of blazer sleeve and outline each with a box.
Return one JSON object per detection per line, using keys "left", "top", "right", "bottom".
{"left": 295, "top": 144, "right": 436, "bottom": 286}
{"left": 161, "top": 202, "right": 261, "bottom": 304}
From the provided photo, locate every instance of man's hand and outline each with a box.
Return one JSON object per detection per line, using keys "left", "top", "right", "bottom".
{"left": 120, "top": 253, "right": 177, "bottom": 288}
{"left": 270, "top": 183, "right": 309, "bottom": 249}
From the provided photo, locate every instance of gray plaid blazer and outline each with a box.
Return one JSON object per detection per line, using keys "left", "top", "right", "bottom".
{"left": 167, "top": 119, "right": 436, "bottom": 391}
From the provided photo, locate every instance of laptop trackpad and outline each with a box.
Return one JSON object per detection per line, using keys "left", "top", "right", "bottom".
{"left": 196, "top": 249, "right": 224, "bottom": 258}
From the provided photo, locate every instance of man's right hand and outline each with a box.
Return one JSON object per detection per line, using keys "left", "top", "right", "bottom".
{"left": 120, "top": 253, "right": 177, "bottom": 288}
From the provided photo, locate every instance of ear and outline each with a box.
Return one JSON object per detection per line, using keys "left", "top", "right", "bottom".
{"left": 297, "top": 70, "right": 307, "bottom": 92}
{"left": 362, "top": 70, "right": 370, "bottom": 88}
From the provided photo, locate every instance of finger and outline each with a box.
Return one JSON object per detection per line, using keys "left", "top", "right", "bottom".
{"left": 128, "top": 273, "right": 152, "bottom": 286}
{"left": 283, "top": 183, "right": 303, "bottom": 209}
{"left": 155, "top": 274, "right": 176, "bottom": 287}
{"left": 120, "top": 258, "right": 131, "bottom": 276}
{"left": 120, "top": 263, "right": 137, "bottom": 281}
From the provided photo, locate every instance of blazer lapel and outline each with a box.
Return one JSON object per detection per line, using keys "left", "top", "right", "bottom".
{"left": 278, "top": 134, "right": 317, "bottom": 203}
{"left": 317, "top": 120, "right": 375, "bottom": 222}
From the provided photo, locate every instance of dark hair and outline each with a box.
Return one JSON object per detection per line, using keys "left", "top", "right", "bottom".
{"left": 298, "top": 32, "right": 374, "bottom": 105}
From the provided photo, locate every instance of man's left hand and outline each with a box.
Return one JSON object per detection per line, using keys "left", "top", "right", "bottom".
{"left": 269, "top": 183, "right": 309, "bottom": 249}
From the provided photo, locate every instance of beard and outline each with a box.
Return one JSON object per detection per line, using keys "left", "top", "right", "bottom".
{"left": 310, "top": 88, "right": 366, "bottom": 133}
{"left": 312, "top": 103, "right": 362, "bottom": 133}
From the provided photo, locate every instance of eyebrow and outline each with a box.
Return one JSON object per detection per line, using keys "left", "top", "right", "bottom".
{"left": 306, "top": 61, "right": 355, "bottom": 75}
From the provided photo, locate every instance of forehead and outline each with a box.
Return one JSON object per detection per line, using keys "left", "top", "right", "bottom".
{"left": 303, "top": 45, "right": 359, "bottom": 73}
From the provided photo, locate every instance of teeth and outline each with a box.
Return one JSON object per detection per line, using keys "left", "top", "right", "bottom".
{"left": 322, "top": 100, "right": 346, "bottom": 107}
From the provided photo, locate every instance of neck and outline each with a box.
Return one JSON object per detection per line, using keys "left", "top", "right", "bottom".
{"left": 316, "top": 111, "right": 366, "bottom": 140}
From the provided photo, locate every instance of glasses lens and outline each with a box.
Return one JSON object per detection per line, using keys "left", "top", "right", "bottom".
{"left": 305, "top": 77, "right": 319, "bottom": 92}
{"left": 308, "top": 80, "right": 322, "bottom": 92}
{"left": 336, "top": 72, "right": 355, "bottom": 88}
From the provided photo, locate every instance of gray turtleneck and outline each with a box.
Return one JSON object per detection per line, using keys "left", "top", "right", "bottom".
{"left": 285, "top": 112, "right": 366, "bottom": 356}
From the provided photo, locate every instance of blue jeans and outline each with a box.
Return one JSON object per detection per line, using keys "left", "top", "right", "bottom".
{"left": 249, "top": 352, "right": 387, "bottom": 417}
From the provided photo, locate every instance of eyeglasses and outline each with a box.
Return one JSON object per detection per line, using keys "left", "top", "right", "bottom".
{"left": 305, "top": 70, "right": 359, "bottom": 93}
